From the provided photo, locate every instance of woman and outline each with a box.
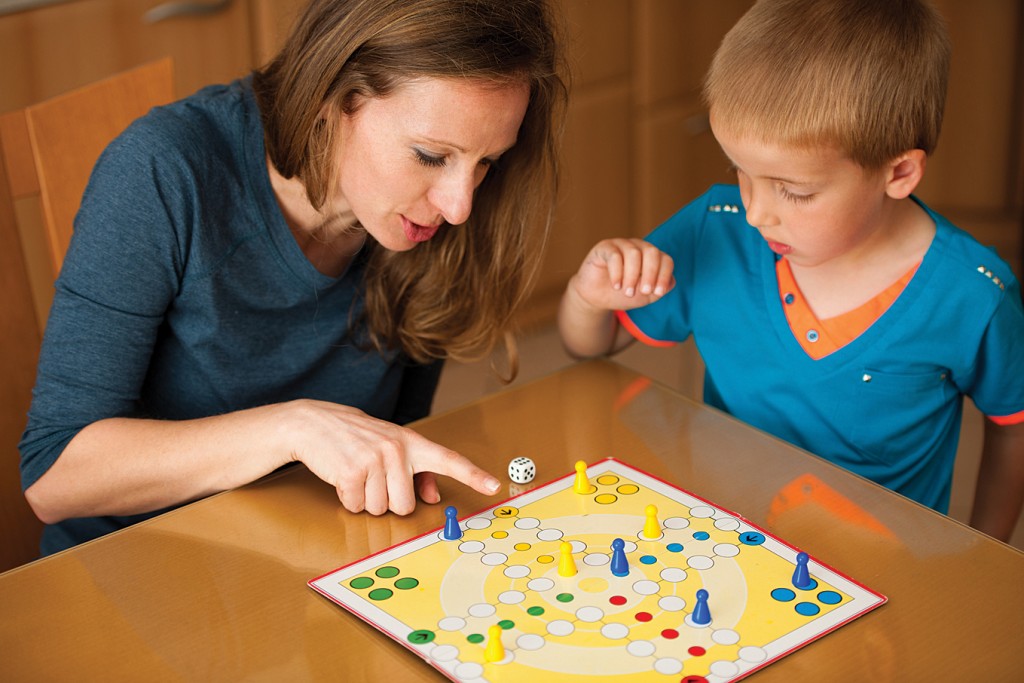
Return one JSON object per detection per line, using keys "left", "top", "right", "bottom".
{"left": 20, "top": 0, "right": 568, "bottom": 554}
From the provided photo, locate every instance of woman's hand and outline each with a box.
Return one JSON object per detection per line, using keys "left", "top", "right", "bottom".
{"left": 280, "top": 400, "right": 501, "bottom": 515}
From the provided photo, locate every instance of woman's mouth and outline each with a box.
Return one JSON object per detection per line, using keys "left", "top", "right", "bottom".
{"left": 402, "top": 217, "right": 441, "bottom": 243}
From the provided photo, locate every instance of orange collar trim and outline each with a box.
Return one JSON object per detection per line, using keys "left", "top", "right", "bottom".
{"left": 777, "top": 259, "right": 919, "bottom": 360}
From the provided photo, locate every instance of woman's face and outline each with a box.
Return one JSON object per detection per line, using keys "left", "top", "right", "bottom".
{"left": 332, "top": 77, "right": 530, "bottom": 251}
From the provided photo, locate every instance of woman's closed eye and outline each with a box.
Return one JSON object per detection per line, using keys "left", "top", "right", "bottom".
{"left": 415, "top": 148, "right": 498, "bottom": 172}
{"left": 414, "top": 148, "right": 446, "bottom": 168}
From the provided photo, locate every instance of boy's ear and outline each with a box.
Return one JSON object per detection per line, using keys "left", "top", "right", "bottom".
{"left": 884, "top": 149, "right": 927, "bottom": 199}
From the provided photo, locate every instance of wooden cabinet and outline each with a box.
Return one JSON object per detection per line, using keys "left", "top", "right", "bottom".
{"left": 918, "top": 0, "right": 1023, "bottom": 279}
{"left": 528, "top": 0, "right": 753, "bottom": 324}
{"left": 4, "top": 0, "right": 1020, "bottom": 320}
{"left": 527, "top": 0, "right": 1023, "bottom": 327}
{"left": 1, "top": 0, "right": 258, "bottom": 329}
{"left": 0, "top": 0, "right": 253, "bottom": 113}
{"left": 248, "top": 0, "right": 304, "bottom": 66}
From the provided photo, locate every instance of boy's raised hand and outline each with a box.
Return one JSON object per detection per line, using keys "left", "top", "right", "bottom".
{"left": 572, "top": 238, "right": 675, "bottom": 311}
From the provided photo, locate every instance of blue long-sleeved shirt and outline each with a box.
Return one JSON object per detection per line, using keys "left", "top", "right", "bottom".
{"left": 20, "top": 77, "right": 441, "bottom": 555}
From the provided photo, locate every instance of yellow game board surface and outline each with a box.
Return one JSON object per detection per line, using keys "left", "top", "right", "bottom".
{"left": 310, "top": 458, "right": 885, "bottom": 682}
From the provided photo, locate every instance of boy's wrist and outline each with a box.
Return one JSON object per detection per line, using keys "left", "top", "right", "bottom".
{"left": 566, "top": 274, "right": 611, "bottom": 317}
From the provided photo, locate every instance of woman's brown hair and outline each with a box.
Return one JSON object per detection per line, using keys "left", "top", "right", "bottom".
{"left": 253, "top": 0, "right": 568, "bottom": 377}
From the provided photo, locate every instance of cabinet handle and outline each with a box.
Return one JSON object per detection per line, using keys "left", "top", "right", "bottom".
{"left": 143, "top": 0, "right": 233, "bottom": 24}
{"left": 0, "top": 1, "right": 74, "bottom": 17}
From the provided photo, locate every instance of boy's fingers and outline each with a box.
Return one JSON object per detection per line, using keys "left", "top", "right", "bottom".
{"left": 654, "top": 253, "right": 675, "bottom": 296}
{"left": 620, "top": 246, "right": 643, "bottom": 296}
{"left": 638, "top": 245, "right": 661, "bottom": 295}
{"left": 591, "top": 242, "right": 624, "bottom": 289}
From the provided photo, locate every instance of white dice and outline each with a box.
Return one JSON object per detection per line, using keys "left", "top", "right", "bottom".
{"left": 507, "top": 457, "right": 536, "bottom": 484}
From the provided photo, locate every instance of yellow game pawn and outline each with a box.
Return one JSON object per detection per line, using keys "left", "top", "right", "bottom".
{"left": 484, "top": 624, "right": 505, "bottom": 662}
{"left": 643, "top": 504, "right": 660, "bottom": 539}
{"left": 558, "top": 540, "right": 577, "bottom": 577}
{"left": 573, "top": 460, "right": 593, "bottom": 494}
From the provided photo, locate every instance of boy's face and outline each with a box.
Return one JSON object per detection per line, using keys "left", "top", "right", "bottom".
{"left": 711, "top": 120, "right": 891, "bottom": 269}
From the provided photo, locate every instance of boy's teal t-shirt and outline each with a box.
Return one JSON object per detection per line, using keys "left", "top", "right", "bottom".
{"left": 621, "top": 185, "right": 1024, "bottom": 513}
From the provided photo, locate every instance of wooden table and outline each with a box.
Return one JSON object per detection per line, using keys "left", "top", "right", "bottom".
{"left": 1, "top": 360, "right": 1021, "bottom": 681}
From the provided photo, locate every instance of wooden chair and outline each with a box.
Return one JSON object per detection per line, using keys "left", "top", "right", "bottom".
{"left": 0, "top": 58, "right": 175, "bottom": 572}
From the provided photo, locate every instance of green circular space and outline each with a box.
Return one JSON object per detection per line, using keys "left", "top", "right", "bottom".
{"left": 407, "top": 630, "right": 435, "bottom": 644}
{"left": 527, "top": 606, "right": 545, "bottom": 616}
{"left": 556, "top": 593, "right": 574, "bottom": 603}
{"left": 349, "top": 577, "right": 374, "bottom": 590}
{"left": 375, "top": 566, "right": 400, "bottom": 579}
{"left": 368, "top": 588, "right": 394, "bottom": 601}
{"left": 394, "top": 577, "right": 419, "bottom": 590}
{"left": 467, "top": 633, "right": 485, "bottom": 644}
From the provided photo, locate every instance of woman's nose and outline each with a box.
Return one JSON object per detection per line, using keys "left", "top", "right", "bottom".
{"left": 430, "top": 171, "right": 477, "bottom": 226}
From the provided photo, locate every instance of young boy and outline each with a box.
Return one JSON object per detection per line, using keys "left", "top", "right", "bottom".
{"left": 559, "top": 0, "right": 1024, "bottom": 542}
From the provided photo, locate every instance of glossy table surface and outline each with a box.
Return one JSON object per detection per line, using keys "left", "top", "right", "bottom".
{"left": 1, "top": 360, "right": 1021, "bottom": 681}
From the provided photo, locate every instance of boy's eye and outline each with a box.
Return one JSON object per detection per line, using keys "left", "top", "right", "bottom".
{"left": 779, "top": 184, "right": 814, "bottom": 204}
{"left": 414, "top": 149, "right": 446, "bottom": 168}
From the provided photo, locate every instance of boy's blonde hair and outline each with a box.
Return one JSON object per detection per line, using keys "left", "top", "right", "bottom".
{"left": 704, "top": 0, "right": 950, "bottom": 168}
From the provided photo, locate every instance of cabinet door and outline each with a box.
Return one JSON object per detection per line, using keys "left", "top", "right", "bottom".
{"left": 0, "top": 0, "right": 253, "bottom": 112}
{"left": 248, "top": 0, "right": 305, "bottom": 66}
{"left": 917, "top": 0, "right": 1023, "bottom": 277}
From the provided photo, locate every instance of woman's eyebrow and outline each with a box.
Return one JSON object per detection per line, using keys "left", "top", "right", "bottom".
{"left": 420, "top": 136, "right": 517, "bottom": 158}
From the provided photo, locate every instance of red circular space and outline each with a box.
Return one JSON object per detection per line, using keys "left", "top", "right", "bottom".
{"left": 661, "top": 629, "right": 679, "bottom": 639}
{"left": 609, "top": 595, "right": 627, "bottom": 606}
{"left": 681, "top": 677, "right": 708, "bottom": 683}
{"left": 635, "top": 611, "right": 653, "bottom": 622}
{"left": 687, "top": 646, "right": 706, "bottom": 656}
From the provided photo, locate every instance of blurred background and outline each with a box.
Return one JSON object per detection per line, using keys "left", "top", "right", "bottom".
{"left": 2, "top": 0, "right": 1022, "bottom": 547}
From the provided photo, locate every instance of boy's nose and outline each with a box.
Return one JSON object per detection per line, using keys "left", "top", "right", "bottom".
{"left": 742, "top": 184, "right": 774, "bottom": 229}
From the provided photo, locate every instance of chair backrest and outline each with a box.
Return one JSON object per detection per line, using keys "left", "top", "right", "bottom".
{"left": 0, "top": 153, "right": 43, "bottom": 573}
{"left": 0, "top": 57, "right": 175, "bottom": 331}
{"left": 0, "top": 58, "right": 175, "bottom": 571}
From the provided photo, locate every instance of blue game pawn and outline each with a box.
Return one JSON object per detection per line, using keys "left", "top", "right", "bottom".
{"left": 443, "top": 505, "right": 463, "bottom": 541}
{"left": 610, "top": 538, "right": 629, "bottom": 577}
{"left": 792, "top": 551, "right": 813, "bottom": 589}
{"left": 691, "top": 589, "right": 711, "bottom": 626}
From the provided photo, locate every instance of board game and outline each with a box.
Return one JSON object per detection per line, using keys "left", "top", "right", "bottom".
{"left": 309, "top": 458, "right": 885, "bottom": 682}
